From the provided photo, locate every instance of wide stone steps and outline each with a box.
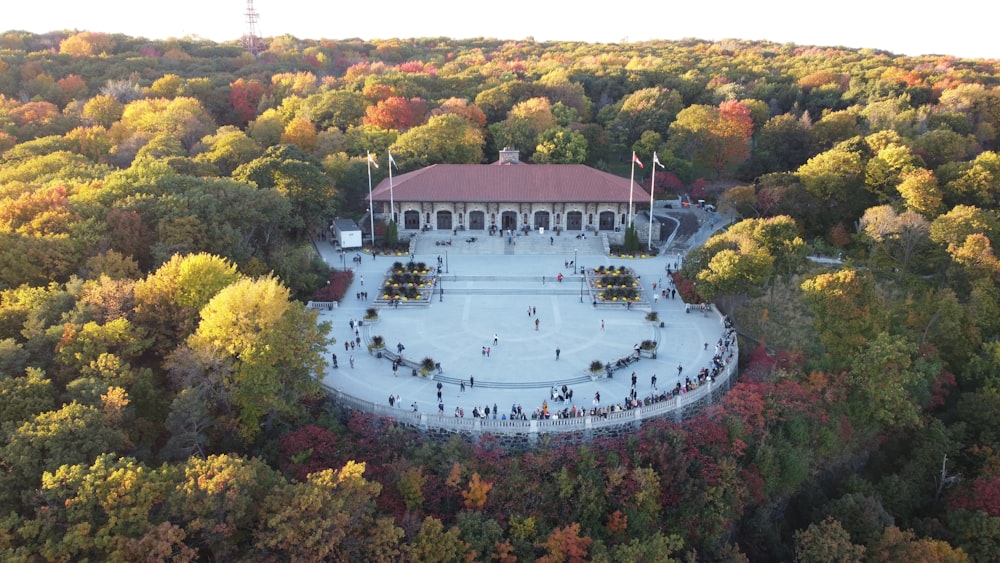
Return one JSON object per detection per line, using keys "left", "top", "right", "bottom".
{"left": 432, "top": 373, "right": 595, "bottom": 389}
{"left": 412, "top": 231, "right": 607, "bottom": 256}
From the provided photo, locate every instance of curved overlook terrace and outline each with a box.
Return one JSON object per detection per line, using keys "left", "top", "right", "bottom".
{"left": 312, "top": 208, "right": 737, "bottom": 436}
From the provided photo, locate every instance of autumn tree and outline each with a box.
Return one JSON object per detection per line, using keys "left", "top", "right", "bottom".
{"left": 391, "top": 113, "right": 485, "bottom": 167}
{"left": 233, "top": 144, "right": 336, "bottom": 239}
{"left": 182, "top": 275, "right": 328, "bottom": 440}
{"left": 9, "top": 453, "right": 182, "bottom": 561}
{"left": 59, "top": 32, "right": 115, "bottom": 57}
{"left": 280, "top": 116, "right": 319, "bottom": 153}
{"left": 489, "top": 97, "right": 558, "bottom": 160}
{"left": 133, "top": 252, "right": 240, "bottom": 355}
{"left": 685, "top": 216, "right": 805, "bottom": 306}
{"left": 801, "top": 269, "right": 888, "bottom": 361}
{"left": 255, "top": 461, "right": 404, "bottom": 561}
{"left": 117, "top": 97, "right": 216, "bottom": 151}
{"left": 228, "top": 78, "right": 267, "bottom": 127}
{"left": 405, "top": 516, "right": 474, "bottom": 562}
{"left": 794, "top": 516, "right": 866, "bottom": 563}
{"left": 300, "top": 89, "right": 368, "bottom": 130}
{"left": 859, "top": 204, "right": 931, "bottom": 278}
{"left": 0, "top": 402, "right": 126, "bottom": 511}
{"left": 609, "top": 87, "right": 683, "bottom": 146}
{"left": 462, "top": 472, "right": 494, "bottom": 510}
{"left": 537, "top": 522, "right": 593, "bottom": 563}
{"left": 896, "top": 168, "right": 943, "bottom": 217}
{"left": 0, "top": 367, "right": 56, "bottom": 426}
{"left": 667, "top": 100, "right": 754, "bottom": 176}
{"left": 533, "top": 127, "right": 588, "bottom": 163}
{"left": 430, "top": 97, "right": 488, "bottom": 128}
{"left": 748, "top": 113, "right": 813, "bottom": 175}
{"left": 168, "top": 454, "right": 280, "bottom": 559}
{"left": 363, "top": 96, "right": 428, "bottom": 131}
{"left": 193, "top": 125, "right": 263, "bottom": 175}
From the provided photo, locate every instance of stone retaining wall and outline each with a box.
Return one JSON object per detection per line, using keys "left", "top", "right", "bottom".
{"left": 322, "top": 349, "right": 737, "bottom": 450}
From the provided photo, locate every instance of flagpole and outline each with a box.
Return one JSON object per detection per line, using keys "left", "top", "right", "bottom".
{"left": 648, "top": 153, "right": 657, "bottom": 251}
{"left": 388, "top": 150, "right": 395, "bottom": 224}
{"left": 367, "top": 150, "right": 375, "bottom": 251}
{"left": 628, "top": 151, "right": 636, "bottom": 229}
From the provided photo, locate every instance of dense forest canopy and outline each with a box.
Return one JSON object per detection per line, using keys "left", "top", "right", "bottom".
{"left": 1, "top": 29, "right": 999, "bottom": 560}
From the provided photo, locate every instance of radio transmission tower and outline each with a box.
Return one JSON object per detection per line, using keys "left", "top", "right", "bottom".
{"left": 243, "top": 0, "right": 261, "bottom": 57}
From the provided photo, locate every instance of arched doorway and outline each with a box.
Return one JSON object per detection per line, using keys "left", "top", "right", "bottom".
{"left": 599, "top": 211, "right": 615, "bottom": 231}
{"left": 469, "top": 210, "right": 485, "bottom": 230}
{"left": 436, "top": 210, "right": 452, "bottom": 230}
{"left": 566, "top": 211, "right": 583, "bottom": 231}
{"left": 534, "top": 211, "right": 550, "bottom": 231}
{"left": 404, "top": 210, "right": 420, "bottom": 230}
{"left": 501, "top": 211, "right": 517, "bottom": 231}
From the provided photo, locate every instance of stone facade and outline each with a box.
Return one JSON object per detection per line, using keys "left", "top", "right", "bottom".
{"left": 387, "top": 201, "right": 646, "bottom": 235}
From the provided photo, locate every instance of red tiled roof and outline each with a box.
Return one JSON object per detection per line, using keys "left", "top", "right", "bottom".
{"left": 369, "top": 164, "right": 650, "bottom": 203}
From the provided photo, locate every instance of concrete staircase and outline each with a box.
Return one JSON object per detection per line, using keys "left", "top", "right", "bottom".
{"left": 411, "top": 230, "right": 606, "bottom": 256}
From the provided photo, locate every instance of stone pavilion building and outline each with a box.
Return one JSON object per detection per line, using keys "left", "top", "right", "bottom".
{"left": 368, "top": 149, "right": 653, "bottom": 237}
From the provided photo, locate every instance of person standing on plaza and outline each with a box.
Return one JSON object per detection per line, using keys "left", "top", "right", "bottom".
{"left": 651, "top": 373, "right": 657, "bottom": 390}
{"left": 470, "top": 376, "right": 475, "bottom": 389}
{"left": 677, "top": 363, "right": 683, "bottom": 376}
{"left": 556, "top": 347, "right": 561, "bottom": 360}
{"left": 493, "top": 333, "right": 498, "bottom": 346}
{"left": 535, "top": 318, "right": 540, "bottom": 331}
{"left": 360, "top": 274, "right": 364, "bottom": 286}
{"left": 349, "top": 355, "right": 355, "bottom": 368}
{"left": 460, "top": 380, "right": 466, "bottom": 392}
{"left": 601, "top": 319, "right": 605, "bottom": 331}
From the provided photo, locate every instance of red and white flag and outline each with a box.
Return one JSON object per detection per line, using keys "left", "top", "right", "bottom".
{"left": 632, "top": 151, "right": 644, "bottom": 169}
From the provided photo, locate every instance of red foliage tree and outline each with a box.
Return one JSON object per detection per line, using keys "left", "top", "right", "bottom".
{"left": 279, "top": 424, "right": 343, "bottom": 482}
{"left": 948, "top": 476, "right": 1000, "bottom": 517}
{"left": 313, "top": 270, "right": 353, "bottom": 302}
{"left": 229, "top": 78, "right": 267, "bottom": 127}
{"left": 363, "top": 96, "right": 428, "bottom": 131}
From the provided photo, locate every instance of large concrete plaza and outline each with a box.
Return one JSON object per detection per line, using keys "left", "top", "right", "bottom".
{"left": 313, "top": 207, "right": 734, "bottom": 422}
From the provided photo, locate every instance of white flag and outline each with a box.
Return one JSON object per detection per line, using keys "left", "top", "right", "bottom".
{"left": 367, "top": 152, "right": 379, "bottom": 168}
{"left": 652, "top": 152, "right": 665, "bottom": 168}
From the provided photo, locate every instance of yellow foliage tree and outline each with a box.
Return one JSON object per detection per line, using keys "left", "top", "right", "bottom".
{"left": 461, "top": 472, "right": 493, "bottom": 510}
{"left": 280, "top": 116, "right": 318, "bottom": 153}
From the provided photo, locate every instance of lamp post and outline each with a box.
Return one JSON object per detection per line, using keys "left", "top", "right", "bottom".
{"left": 445, "top": 250, "right": 449, "bottom": 274}
{"left": 439, "top": 275, "right": 443, "bottom": 302}
{"left": 340, "top": 251, "right": 346, "bottom": 271}
{"left": 579, "top": 268, "right": 584, "bottom": 303}
{"left": 573, "top": 248, "right": 578, "bottom": 275}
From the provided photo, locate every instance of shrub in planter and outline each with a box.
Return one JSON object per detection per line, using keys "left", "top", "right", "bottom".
{"left": 364, "top": 307, "right": 378, "bottom": 320}
{"left": 640, "top": 339, "right": 656, "bottom": 350}
{"left": 420, "top": 356, "right": 437, "bottom": 375}
{"left": 589, "top": 360, "right": 604, "bottom": 373}
{"left": 368, "top": 335, "right": 385, "bottom": 351}
{"left": 645, "top": 311, "right": 659, "bottom": 322}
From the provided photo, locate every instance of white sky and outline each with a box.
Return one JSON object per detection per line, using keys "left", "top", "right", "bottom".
{"left": 3, "top": 0, "right": 997, "bottom": 60}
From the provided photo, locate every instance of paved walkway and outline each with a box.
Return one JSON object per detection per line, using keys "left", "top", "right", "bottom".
{"left": 313, "top": 209, "right": 733, "bottom": 419}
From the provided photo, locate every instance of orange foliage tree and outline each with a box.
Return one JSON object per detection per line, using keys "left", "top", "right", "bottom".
{"left": 461, "top": 472, "right": 493, "bottom": 510}
{"left": 363, "top": 97, "right": 428, "bottom": 131}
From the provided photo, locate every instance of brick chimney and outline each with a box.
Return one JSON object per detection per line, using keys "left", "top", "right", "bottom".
{"left": 498, "top": 147, "right": 520, "bottom": 165}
